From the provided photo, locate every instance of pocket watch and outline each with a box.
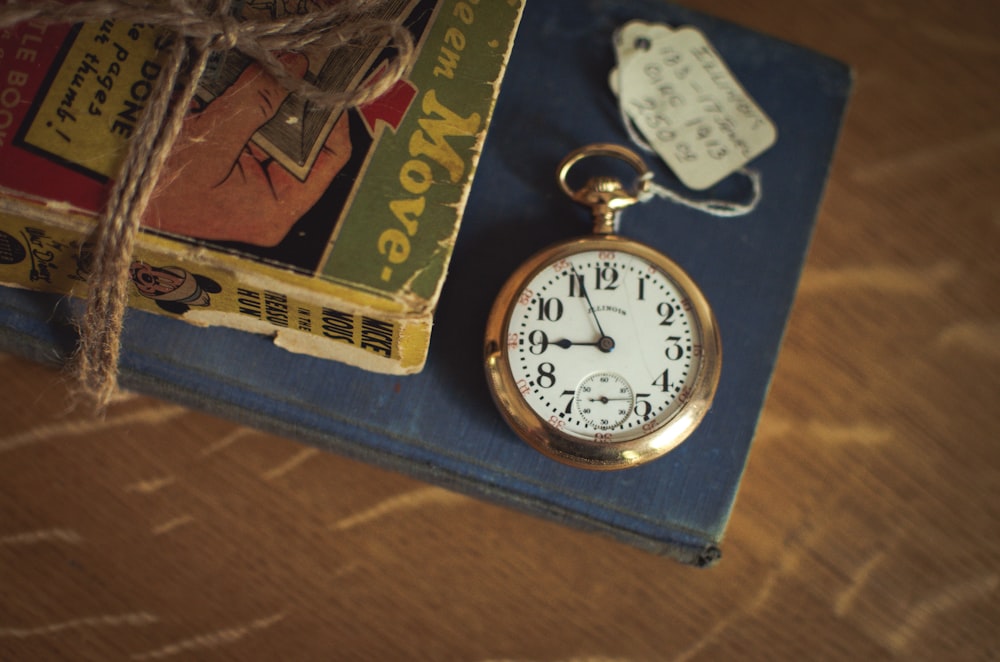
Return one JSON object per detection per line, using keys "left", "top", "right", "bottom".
{"left": 484, "top": 143, "right": 722, "bottom": 470}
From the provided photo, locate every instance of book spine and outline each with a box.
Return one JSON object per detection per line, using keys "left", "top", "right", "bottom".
{"left": 0, "top": 207, "right": 430, "bottom": 373}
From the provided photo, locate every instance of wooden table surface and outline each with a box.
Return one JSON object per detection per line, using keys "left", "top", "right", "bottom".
{"left": 2, "top": 1, "right": 998, "bottom": 660}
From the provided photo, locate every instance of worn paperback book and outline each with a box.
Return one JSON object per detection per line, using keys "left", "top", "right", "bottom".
{"left": 0, "top": 0, "right": 523, "bottom": 373}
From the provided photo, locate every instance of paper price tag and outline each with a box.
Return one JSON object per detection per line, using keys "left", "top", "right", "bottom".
{"left": 612, "top": 22, "right": 777, "bottom": 190}
{"left": 612, "top": 20, "right": 675, "bottom": 66}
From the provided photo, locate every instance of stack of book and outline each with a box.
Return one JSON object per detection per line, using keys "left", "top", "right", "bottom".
{"left": 0, "top": 0, "right": 851, "bottom": 565}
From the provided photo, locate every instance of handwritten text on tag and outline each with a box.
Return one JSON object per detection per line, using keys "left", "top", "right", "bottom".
{"left": 613, "top": 23, "right": 777, "bottom": 190}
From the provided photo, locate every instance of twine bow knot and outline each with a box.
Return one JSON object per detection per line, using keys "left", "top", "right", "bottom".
{"left": 0, "top": 0, "right": 414, "bottom": 410}
{"left": 207, "top": 14, "right": 241, "bottom": 51}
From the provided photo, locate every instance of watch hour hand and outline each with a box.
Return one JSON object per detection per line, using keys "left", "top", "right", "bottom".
{"left": 553, "top": 338, "right": 592, "bottom": 349}
{"left": 553, "top": 337, "right": 616, "bottom": 352}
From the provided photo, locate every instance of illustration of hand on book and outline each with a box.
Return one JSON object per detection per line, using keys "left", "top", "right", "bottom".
{"left": 144, "top": 52, "right": 353, "bottom": 247}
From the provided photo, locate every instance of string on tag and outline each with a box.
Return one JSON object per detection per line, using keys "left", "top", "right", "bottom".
{"left": 636, "top": 168, "right": 762, "bottom": 218}
{"left": 0, "top": 0, "right": 415, "bottom": 411}
{"left": 611, "top": 21, "right": 770, "bottom": 217}
{"left": 617, "top": 102, "right": 763, "bottom": 218}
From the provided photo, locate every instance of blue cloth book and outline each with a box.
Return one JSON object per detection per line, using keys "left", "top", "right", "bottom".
{"left": 0, "top": 0, "right": 851, "bottom": 565}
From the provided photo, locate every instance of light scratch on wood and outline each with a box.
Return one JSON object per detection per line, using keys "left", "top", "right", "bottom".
{"left": 0, "top": 405, "right": 188, "bottom": 454}
{"left": 799, "top": 261, "right": 960, "bottom": 295}
{"left": 835, "top": 549, "right": 890, "bottom": 617}
{"left": 261, "top": 447, "right": 320, "bottom": 481}
{"left": 915, "top": 24, "right": 1000, "bottom": 56}
{"left": 861, "top": 6, "right": 1000, "bottom": 55}
{"left": 0, "top": 528, "right": 84, "bottom": 546}
{"left": 151, "top": 515, "right": 195, "bottom": 536}
{"left": 763, "top": 417, "right": 893, "bottom": 446}
{"left": 130, "top": 612, "right": 285, "bottom": 660}
{"left": 331, "top": 486, "right": 468, "bottom": 531}
{"left": 126, "top": 476, "right": 177, "bottom": 494}
{"left": 673, "top": 579, "right": 776, "bottom": 662}
{"left": 200, "top": 427, "right": 255, "bottom": 457}
{"left": 805, "top": 421, "right": 893, "bottom": 445}
{"left": 0, "top": 612, "right": 158, "bottom": 638}
{"left": 885, "top": 574, "right": 999, "bottom": 653}
{"left": 850, "top": 130, "right": 1000, "bottom": 182}
{"left": 938, "top": 321, "right": 1000, "bottom": 361}
{"left": 673, "top": 524, "right": 821, "bottom": 662}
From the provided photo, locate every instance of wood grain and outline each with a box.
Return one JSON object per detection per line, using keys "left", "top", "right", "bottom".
{"left": 1, "top": 1, "right": 998, "bottom": 659}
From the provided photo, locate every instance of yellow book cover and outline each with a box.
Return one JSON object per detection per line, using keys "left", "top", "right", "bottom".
{"left": 0, "top": 0, "right": 524, "bottom": 373}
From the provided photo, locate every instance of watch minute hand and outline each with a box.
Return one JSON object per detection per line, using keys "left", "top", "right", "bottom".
{"left": 568, "top": 263, "right": 615, "bottom": 353}
{"left": 570, "top": 263, "right": 607, "bottom": 339}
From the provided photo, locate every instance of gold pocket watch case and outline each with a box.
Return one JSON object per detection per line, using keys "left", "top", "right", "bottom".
{"left": 484, "top": 144, "right": 721, "bottom": 470}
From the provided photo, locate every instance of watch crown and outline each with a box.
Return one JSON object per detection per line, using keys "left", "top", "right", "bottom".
{"left": 579, "top": 177, "right": 639, "bottom": 234}
{"left": 582, "top": 176, "right": 634, "bottom": 205}
{"left": 557, "top": 143, "right": 651, "bottom": 235}
{"left": 588, "top": 176, "right": 628, "bottom": 195}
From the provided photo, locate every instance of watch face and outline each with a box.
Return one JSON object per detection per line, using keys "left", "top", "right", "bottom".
{"left": 485, "top": 235, "right": 721, "bottom": 469}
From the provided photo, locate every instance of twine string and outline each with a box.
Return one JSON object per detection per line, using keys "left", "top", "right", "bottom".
{"left": 0, "top": 0, "right": 415, "bottom": 410}
{"left": 636, "top": 168, "right": 763, "bottom": 218}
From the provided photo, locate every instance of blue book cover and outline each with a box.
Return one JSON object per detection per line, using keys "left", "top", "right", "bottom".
{"left": 0, "top": 0, "right": 851, "bottom": 565}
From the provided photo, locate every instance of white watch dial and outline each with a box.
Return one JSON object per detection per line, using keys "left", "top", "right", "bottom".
{"left": 504, "top": 248, "right": 703, "bottom": 444}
